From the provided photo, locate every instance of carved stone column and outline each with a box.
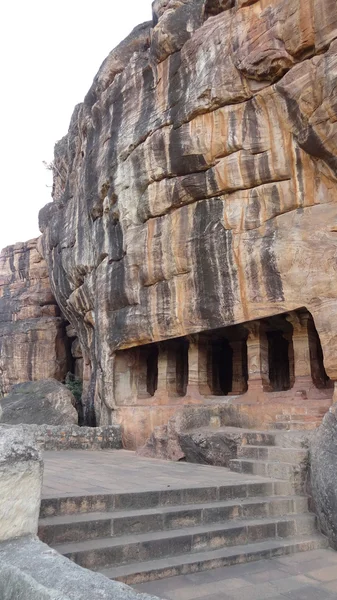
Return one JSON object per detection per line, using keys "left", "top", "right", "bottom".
{"left": 283, "top": 332, "right": 295, "bottom": 389}
{"left": 229, "top": 340, "right": 247, "bottom": 395}
{"left": 137, "top": 347, "right": 150, "bottom": 399}
{"left": 286, "top": 312, "right": 312, "bottom": 391}
{"left": 185, "top": 335, "right": 211, "bottom": 400}
{"left": 245, "top": 321, "right": 270, "bottom": 393}
{"left": 154, "top": 343, "right": 176, "bottom": 402}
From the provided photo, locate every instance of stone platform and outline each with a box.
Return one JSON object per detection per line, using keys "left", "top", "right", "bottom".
{"left": 42, "top": 449, "right": 274, "bottom": 498}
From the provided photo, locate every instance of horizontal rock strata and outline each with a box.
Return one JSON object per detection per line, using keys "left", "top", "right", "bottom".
{"left": 40, "top": 0, "right": 337, "bottom": 429}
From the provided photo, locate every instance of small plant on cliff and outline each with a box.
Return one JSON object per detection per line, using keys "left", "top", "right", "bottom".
{"left": 65, "top": 372, "right": 83, "bottom": 403}
{"left": 65, "top": 372, "right": 84, "bottom": 426}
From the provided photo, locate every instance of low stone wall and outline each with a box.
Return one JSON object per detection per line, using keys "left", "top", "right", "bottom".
{"left": 0, "top": 424, "right": 122, "bottom": 451}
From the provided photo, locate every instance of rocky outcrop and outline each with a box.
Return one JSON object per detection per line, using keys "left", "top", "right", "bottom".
{"left": 0, "top": 538, "right": 160, "bottom": 600}
{"left": 40, "top": 0, "right": 337, "bottom": 429}
{"left": 0, "top": 239, "right": 70, "bottom": 395}
{"left": 310, "top": 404, "right": 337, "bottom": 549}
{"left": 0, "top": 380, "right": 78, "bottom": 426}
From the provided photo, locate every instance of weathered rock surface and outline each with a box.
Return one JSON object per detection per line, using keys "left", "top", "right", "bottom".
{"left": 0, "top": 380, "right": 78, "bottom": 426}
{"left": 0, "top": 239, "right": 70, "bottom": 395}
{"left": 0, "top": 426, "right": 43, "bottom": 542}
{"left": 311, "top": 404, "right": 337, "bottom": 549}
{"left": 139, "top": 403, "right": 256, "bottom": 461}
{"left": 40, "top": 0, "right": 337, "bottom": 427}
{"left": 0, "top": 537, "right": 160, "bottom": 600}
{"left": 179, "top": 428, "right": 244, "bottom": 466}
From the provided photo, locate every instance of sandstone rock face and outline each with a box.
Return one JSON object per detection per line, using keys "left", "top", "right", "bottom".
{"left": 40, "top": 0, "right": 337, "bottom": 430}
{"left": 0, "top": 426, "right": 43, "bottom": 542}
{"left": 0, "top": 379, "right": 78, "bottom": 426}
{"left": 311, "top": 405, "right": 337, "bottom": 549}
{"left": 0, "top": 239, "right": 70, "bottom": 395}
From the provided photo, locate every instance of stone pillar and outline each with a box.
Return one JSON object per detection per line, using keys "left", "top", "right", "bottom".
{"left": 137, "top": 347, "right": 150, "bottom": 399}
{"left": 308, "top": 322, "right": 327, "bottom": 388}
{"left": 186, "top": 335, "right": 211, "bottom": 399}
{"left": 229, "top": 340, "right": 247, "bottom": 395}
{"left": 245, "top": 321, "right": 270, "bottom": 393}
{"left": 286, "top": 312, "right": 312, "bottom": 392}
{"left": 283, "top": 332, "right": 295, "bottom": 388}
{"left": 154, "top": 343, "right": 176, "bottom": 401}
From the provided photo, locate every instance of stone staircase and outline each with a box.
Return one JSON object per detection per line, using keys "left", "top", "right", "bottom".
{"left": 38, "top": 430, "right": 328, "bottom": 584}
{"left": 229, "top": 431, "right": 309, "bottom": 494}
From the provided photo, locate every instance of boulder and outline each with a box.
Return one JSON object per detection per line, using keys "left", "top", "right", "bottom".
{"left": 310, "top": 405, "right": 337, "bottom": 549}
{"left": 178, "top": 428, "right": 244, "bottom": 467}
{"left": 0, "top": 379, "right": 78, "bottom": 426}
{"left": 0, "top": 537, "right": 160, "bottom": 600}
{"left": 139, "top": 403, "right": 255, "bottom": 462}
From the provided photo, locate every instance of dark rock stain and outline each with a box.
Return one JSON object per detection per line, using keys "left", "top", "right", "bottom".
{"left": 169, "top": 127, "right": 207, "bottom": 175}
{"left": 243, "top": 101, "right": 260, "bottom": 152}
{"left": 247, "top": 189, "right": 261, "bottom": 227}
{"left": 260, "top": 222, "right": 284, "bottom": 302}
{"left": 277, "top": 86, "right": 337, "bottom": 178}
{"left": 193, "top": 199, "right": 237, "bottom": 327}
{"left": 271, "top": 184, "right": 281, "bottom": 216}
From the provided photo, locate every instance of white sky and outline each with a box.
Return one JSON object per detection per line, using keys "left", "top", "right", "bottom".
{"left": 0, "top": 0, "right": 152, "bottom": 250}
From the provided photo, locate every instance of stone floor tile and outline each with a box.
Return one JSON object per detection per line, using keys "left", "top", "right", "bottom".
{"left": 246, "top": 568, "right": 288, "bottom": 583}
{"left": 307, "top": 565, "right": 337, "bottom": 582}
{"left": 269, "top": 574, "right": 317, "bottom": 594}
{"left": 133, "top": 575, "right": 191, "bottom": 597}
{"left": 224, "top": 582, "right": 276, "bottom": 600}
{"left": 281, "top": 586, "right": 337, "bottom": 599}
{"left": 322, "top": 579, "right": 337, "bottom": 592}
{"left": 195, "top": 595, "right": 239, "bottom": 600}
{"left": 288, "top": 558, "right": 335, "bottom": 573}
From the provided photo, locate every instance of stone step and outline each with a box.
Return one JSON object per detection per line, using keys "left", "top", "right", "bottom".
{"left": 53, "top": 514, "right": 317, "bottom": 570}
{"left": 277, "top": 405, "right": 329, "bottom": 416}
{"left": 273, "top": 421, "right": 321, "bottom": 431}
{"left": 40, "top": 479, "right": 293, "bottom": 518}
{"left": 229, "top": 459, "right": 303, "bottom": 481}
{"left": 275, "top": 414, "right": 323, "bottom": 422}
{"left": 99, "top": 535, "right": 328, "bottom": 584}
{"left": 214, "top": 428, "right": 312, "bottom": 449}
{"left": 39, "top": 495, "right": 309, "bottom": 545}
{"left": 237, "top": 445, "right": 308, "bottom": 463}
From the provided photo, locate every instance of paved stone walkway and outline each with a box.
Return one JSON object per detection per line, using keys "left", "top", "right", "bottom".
{"left": 133, "top": 548, "right": 337, "bottom": 599}
{"left": 42, "top": 450, "right": 275, "bottom": 497}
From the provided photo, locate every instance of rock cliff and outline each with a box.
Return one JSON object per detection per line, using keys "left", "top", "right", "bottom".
{"left": 40, "top": 0, "right": 337, "bottom": 427}
{"left": 0, "top": 239, "right": 70, "bottom": 394}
